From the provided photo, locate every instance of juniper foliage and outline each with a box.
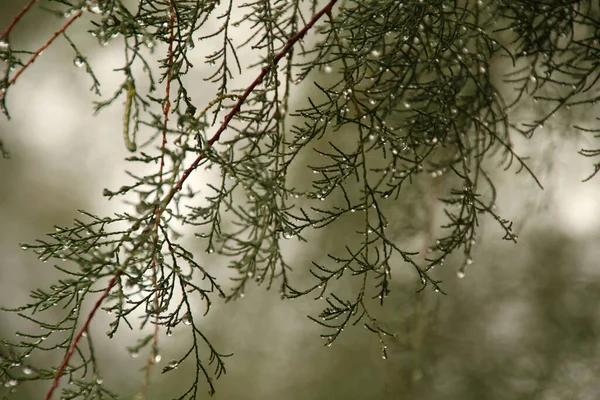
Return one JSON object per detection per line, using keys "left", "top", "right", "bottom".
{"left": 1, "top": 0, "right": 600, "bottom": 398}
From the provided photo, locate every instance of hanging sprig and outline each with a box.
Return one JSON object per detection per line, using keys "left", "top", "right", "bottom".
{"left": 123, "top": 78, "right": 137, "bottom": 152}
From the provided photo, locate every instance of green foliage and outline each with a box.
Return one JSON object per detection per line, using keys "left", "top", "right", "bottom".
{"left": 1, "top": 0, "right": 600, "bottom": 398}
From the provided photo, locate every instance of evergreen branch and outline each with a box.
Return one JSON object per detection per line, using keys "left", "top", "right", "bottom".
{"left": 6, "top": 1, "right": 600, "bottom": 398}
{"left": 35, "top": 2, "right": 342, "bottom": 398}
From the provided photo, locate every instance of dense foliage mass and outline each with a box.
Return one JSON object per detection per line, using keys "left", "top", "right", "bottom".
{"left": 1, "top": 0, "right": 599, "bottom": 398}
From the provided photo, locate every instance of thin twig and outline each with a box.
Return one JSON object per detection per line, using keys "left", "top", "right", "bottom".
{"left": 44, "top": 271, "right": 123, "bottom": 400}
{"left": 0, "top": 0, "right": 37, "bottom": 41}
{"left": 7, "top": 10, "right": 83, "bottom": 89}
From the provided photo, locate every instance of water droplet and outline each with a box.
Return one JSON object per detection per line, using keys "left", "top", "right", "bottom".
{"left": 466, "top": 258, "right": 473, "bottom": 265}
{"left": 186, "top": 37, "right": 195, "bottom": 49}
{"left": 206, "top": 245, "right": 215, "bottom": 254}
{"left": 20, "top": 244, "right": 29, "bottom": 250}
{"left": 87, "top": 2, "right": 103, "bottom": 14}
{"left": 183, "top": 313, "right": 193, "bottom": 326}
{"left": 403, "top": 101, "right": 411, "bottom": 109}
{"left": 22, "top": 366, "right": 33, "bottom": 375}
{"left": 370, "top": 49, "right": 380, "bottom": 58}
{"left": 282, "top": 230, "right": 294, "bottom": 239}
{"left": 0, "top": 40, "right": 9, "bottom": 51}
{"left": 167, "top": 360, "right": 179, "bottom": 369}
{"left": 529, "top": 75, "right": 537, "bottom": 83}
{"left": 381, "top": 346, "right": 388, "bottom": 360}
{"left": 99, "top": 34, "right": 109, "bottom": 46}
{"left": 457, "top": 269, "right": 466, "bottom": 279}
{"left": 4, "top": 379, "right": 18, "bottom": 388}
{"left": 96, "top": 378, "right": 103, "bottom": 385}
{"left": 324, "top": 65, "right": 332, "bottom": 73}
{"left": 154, "top": 354, "right": 162, "bottom": 363}
{"left": 131, "top": 352, "right": 139, "bottom": 359}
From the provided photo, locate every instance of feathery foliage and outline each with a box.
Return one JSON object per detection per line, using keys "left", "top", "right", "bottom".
{"left": 2, "top": 0, "right": 600, "bottom": 398}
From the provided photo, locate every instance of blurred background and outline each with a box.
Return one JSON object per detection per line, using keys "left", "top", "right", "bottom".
{"left": 2, "top": 1, "right": 600, "bottom": 399}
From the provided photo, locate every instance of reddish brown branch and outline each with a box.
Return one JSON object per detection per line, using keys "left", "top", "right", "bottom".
{"left": 0, "top": 0, "right": 37, "bottom": 41}
{"left": 44, "top": 271, "right": 123, "bottom": 400}
{"left": 7, "top": 10, "right": 83, "bottom": 89}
